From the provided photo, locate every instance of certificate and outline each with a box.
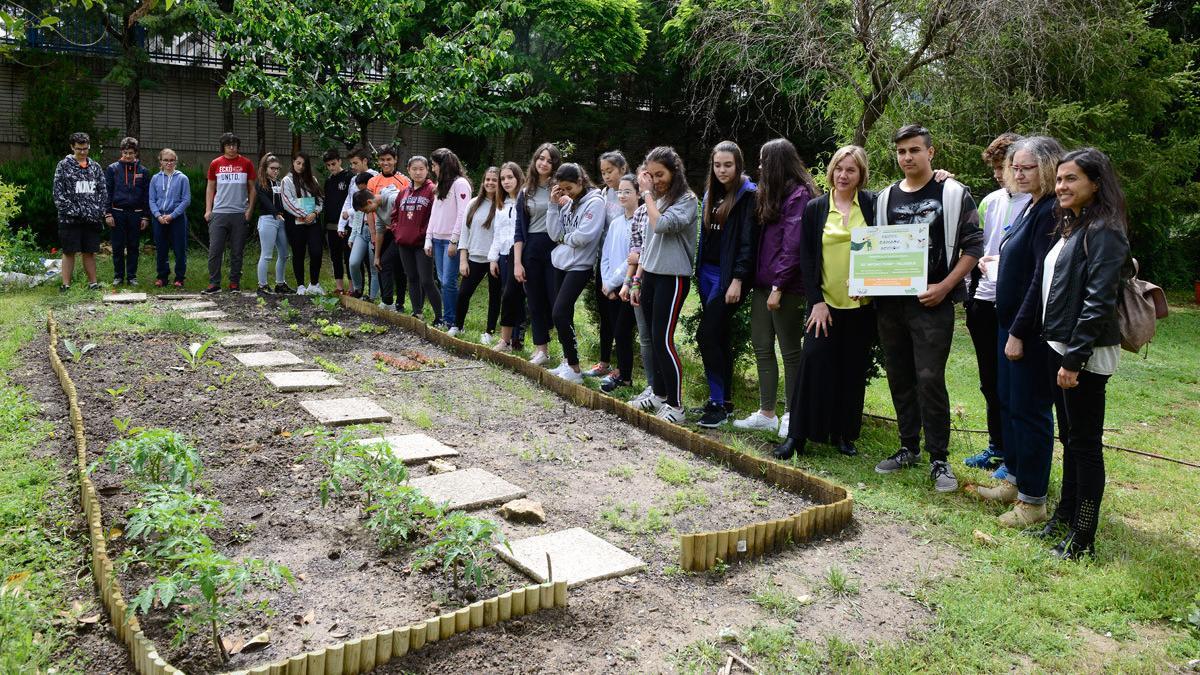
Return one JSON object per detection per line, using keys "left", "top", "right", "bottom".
{"left": 296, "top": 196, "right": 317, "bottom": 215}
{"left": 849, "top": 224, "right": 928, "bottom": 296}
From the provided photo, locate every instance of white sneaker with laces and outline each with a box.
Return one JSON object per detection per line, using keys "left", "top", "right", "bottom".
{"left": 479, "top": 332, "right": 493, "bottom": 345}
{"left": 777, "top": 412, "right": 791, "bottom": 438}
{"left": 561, "top": 368, "right": 584, "bottom": 384}
{"left": 656, "top": 404, "right": 686, "bottom": 424}
{"left": 296, "top": 284, "right": 308, "bottom": 296}
{"left": 733, "top": 411, "right": 778, "bottom": 431}
{"left": 628, "top": 385, "right": 654, "bottom": 404}
{"left": 380, "top": 303, "right": 395, "bottom": 311}
{"left": 529, "top": 351, "right": 549, "bottom": 366}
{"left": 448, "top": 326, "right": 461, "bottom": 337}
{"left": 494, "top": 340, "right": 513, "bottom": 352}
{"left": 634, "top": 393, "right": 666, "bottom": 413}
{"left": 309, "top": 284, "right": 326, "bottom": 295}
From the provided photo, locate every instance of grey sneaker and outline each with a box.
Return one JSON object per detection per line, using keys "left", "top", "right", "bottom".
{"left": 875, "top": 447, "right": 920, "bottom": 474}
{"left": 930, "top": 461, "right": 959, "bottom": 492}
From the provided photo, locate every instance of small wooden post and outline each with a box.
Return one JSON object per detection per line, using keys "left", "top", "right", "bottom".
{"left": 680, "top": 534, "right": 696, "bottom": 571}
{"left": 553, "top": 580, "right": 568, "bottom": 607}
{"left": 440, "top": 612, "right": 455, "bottom": 637}
{"left": 705, "top": 532, "right": 718, "bottom": 569}
{"left": 483, "top": 597, "right": 499, "bottom": 626}
{"left": 469, "top": 601, "right": 485, "bottom": 628}
{"left": 765, "top": 519, "right": 778, "bottom": 552}
{"left": 285, "top": 654, "right": 307, "bottom": 675}
{"left": 754, "top": 522, "right": 768, "bottom": 557}
{"left": 526, "top": 585, "right": 541, "bottom": 612}
{"left": 716, "top": 530, "right": 730, "bottom": 565}
{"left": 409, "top": 622, "right": 426, "bottom": 651}
{"left": 343, "top": 638, "right": 362, "bottom": 675}
{"left": 376, "top": 629, "right": 393, "bottom": 666}
{"left": 499, "top": 592, "right": 512, "bottom": 620}
{"left": 455, "top": 607, "right": 470, "bottom": 633}
{"left": 359, "top": 632, "right": 377, "bottom": 671}
{"left": 424, "top": 616, "right": 440, "bottom": 643}
{"left": 306, "top": 648, "right": 327, "bottom": 675}
{"left": 540, "top": 581, "right": 554, "bottom": 609}
{"left": 511, "top": 587, "right": 527, "bottom": 617}
{"left": 392, "top": 627, "right": 410, "bottom": 658}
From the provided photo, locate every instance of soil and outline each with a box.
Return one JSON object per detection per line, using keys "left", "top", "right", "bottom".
{"left": 21, "top": 294, "right": 961, "bottom": 674}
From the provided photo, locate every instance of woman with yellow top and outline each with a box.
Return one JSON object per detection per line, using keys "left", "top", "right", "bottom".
{"left": 774, "top": 146, "right": 877, "bottom": 459}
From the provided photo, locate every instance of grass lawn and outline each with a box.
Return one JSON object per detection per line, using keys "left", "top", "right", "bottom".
{"left": 6, "top": 244, "right": 1200, "bottom": 672}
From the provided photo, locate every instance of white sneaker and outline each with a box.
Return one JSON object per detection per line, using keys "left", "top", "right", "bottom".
{"left": 479, "top": 332, "right": 493, "bottom": 345}
{"left": 656, "top": 404, "right": 686, "bottom": 424}
{"left": 296, "top": 284, "right": 308, "bottom": 296}
{"left": 448, "top": 326, "right": 461, "bottom": 337}
{"left": 561, "top": 368, "right": 584, "bottom": 384}
{"left": 628, "top": 385, "right": 654, "bottom": 404}
{"left": 380, "top": 303, "right": 395, "bottom": 311}
{"left": 549, "top": 360, "right": 570, "bottom": 376}
{"left": 778, "top": 412, "right": 791, "bottom": 438}
{"left": 494, "top": 340, "right": 513, "bottom": 352}
{"left": 309, "top": 284, "right": 326, "bottom": 295}
{"left": 733, "top": 411, "right": 778, "bottom": 431}
{"left": 529, "top": 351, "right": 549, "bottom": 366}
{"left": 634, "top": 393, "right": 666, "bottom": 413}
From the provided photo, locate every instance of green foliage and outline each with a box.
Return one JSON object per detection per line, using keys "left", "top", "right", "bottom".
{"left": 60, "top": 338, "right": 96, "bottom": 362}
{"left": 122, "top": 485, "right": 223, "bottom": 565}
{"left": 307, "top": 431, "right": 402, "bottom": 506}
{"left": 95, "top": 427, "right": 203, "bottom": 488}
{"left": 823, "top": 565, "right": 859, "bottom": 598}
{"left": 0, "top": 158, "right": 58, "bottom": 247}
{"left": 600, "top": 501, "right": 668, "bottom": 534}
{"left": 357, "top": 322, "right": 387, "bottom": 335}
{"left": 16, "top": 56, "right": 112, "bottom": 159}
{"left": 177, "top": 338, "right": 218, "bottom": 370}
{"left": 414, "top": 510, "right": 506, "bottom": 589}
{"left": 312, "top": 355, "right": 343, "bottom": 374}
{"left": 278, "top": 299, "right": 300, "bottom": 323}
{"left": 363, "top": 483, "right": 442, "bottom": 553}
{"left": 654, "top": 455, "right": 716, "bottom": 486}
{"left": 0, "top": 180, "right": 47, "bottom": 279}
{"left": 310, "top": 295, "right": 340, "bottom": 313}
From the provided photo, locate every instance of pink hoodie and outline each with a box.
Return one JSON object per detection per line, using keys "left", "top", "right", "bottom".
{"left": 424, "top": 176, "right": 472, "bottom": 247}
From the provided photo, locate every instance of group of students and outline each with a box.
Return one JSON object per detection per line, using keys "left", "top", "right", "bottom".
{"left": 53, "top": 125, "right": 1129, "bottom": 559}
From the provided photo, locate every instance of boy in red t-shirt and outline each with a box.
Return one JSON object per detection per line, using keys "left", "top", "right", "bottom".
{"left": 203, "top": 132, "right": 257, "bottom": 293}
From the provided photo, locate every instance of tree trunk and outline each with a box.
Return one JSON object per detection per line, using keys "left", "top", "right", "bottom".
{"left": 220, "top": 55, "right": 235, "bottom": 133}
{"left": 122, "top": 22, "right": 140, "bottom": 138}
{"left": 854, "top": 89, "right": 890, "bottom": 148}
{"left": 291, "top": 133, "right": 301, "bottom": 156}
{"left": 256, "top": 107, "right": 266, "bottom": 158}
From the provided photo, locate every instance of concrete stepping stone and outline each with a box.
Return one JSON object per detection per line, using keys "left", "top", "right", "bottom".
{"left": 214, "top": 322, "right": 248, "bottom": 332}
{"left": 103, "top": 292, "right": 148, "bottom": 303}
{"left": 219, "top": 333, "right": 275, "bottom": 348}
{"left": 264, "top": 370, "right": 340, "bottom": 392}
{"left": 184, "top": 310, "right": 228, "bottom": 320}
{"left": 300, "top": 397, "right": 392, "bottom": 426}
{"left": 157, "top": 293, "right": 202, "bottom": 300}
{"left": 234, "top": 350, "right": 303, "bottom": 368}
{"left": 408, "top": 467, "right": 525, "bottom": 511}
{"left": 357, "top": 433, "right": 459, "bottom": 464}
{"left": 496, "top": 527, "right": 646, "bottom": 587}
{"left": 174, "top": 300, "right": 218, "bottom": 311}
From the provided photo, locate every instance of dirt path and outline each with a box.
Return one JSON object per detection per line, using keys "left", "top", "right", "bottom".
{"left": 27, "top": 295, "right": 959, "bottom": 673}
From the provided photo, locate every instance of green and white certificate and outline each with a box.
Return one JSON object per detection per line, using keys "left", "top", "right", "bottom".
{"left": 848, "top": 224, "right": 928, "bottom": 296}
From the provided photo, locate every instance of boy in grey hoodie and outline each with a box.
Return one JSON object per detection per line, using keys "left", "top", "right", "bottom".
{"left": 544, "top": 164, "right": 606, "bottom": 381}
{"left": 52, "top": 132, "right": 107, "bottom": 290}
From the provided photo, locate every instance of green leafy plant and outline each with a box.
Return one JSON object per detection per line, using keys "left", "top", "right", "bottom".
{"left": 313, "top": 356, "right": 343, "bottom": 374}
{"left": 311, "top": 295, "right": 340, "bottom": 313}
{"left": 654, "top": 455, "right": 716, "bottom": 486}
{"left": 315, "top": 318, "right": 349, "bottom": 338}
{"left": 357, "top": 322, "right": 387, "bottom": 335}
{"left": 94, "top": 427, "right": 203, "bottom": 488}
{"left": 824, "top": 565, "right": 859, "bottom": 598}
{"left": 278, "top": 299, "right": 300, "bottom": 322}
{"left": 308, "top": 431, "right": 405, "bottom": 506}
{"left": 177, "top": 338, "right": 218, "bottom": 370}
{"left": 256, "top": 296, "right": 267, "bottom": 309}
{"left": 105, "top": 385, "right": 129, "bottom": 399}
{"left": 122, "top": 485, "right": 222, "bottom": 565}
{"left": 601, "top": 502, "right": 668, "bottom": 534}
{"left": 364, "top": 484, "right": 442, "bottom": 553}
{"left": 60, "top": 339, "right": 97, "bottom": 363}
{"left": 414, "top": 511, "right": 507, "bottom": 590}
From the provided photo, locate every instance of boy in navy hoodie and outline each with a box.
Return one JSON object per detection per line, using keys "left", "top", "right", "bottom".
{"left": 105, "top": 136, "right": 151, "bottom": 285}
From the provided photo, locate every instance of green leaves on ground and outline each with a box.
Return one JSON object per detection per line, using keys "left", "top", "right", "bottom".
{"left": 96, "top": 427, "right": 202, "bottom": 488}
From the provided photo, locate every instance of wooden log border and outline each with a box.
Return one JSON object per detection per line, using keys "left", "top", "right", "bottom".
{"left": 339, "top": 296, "right": 855, "bottom": 573}
{"left": 49, "top": 312, "right": 569, "bottom": 674}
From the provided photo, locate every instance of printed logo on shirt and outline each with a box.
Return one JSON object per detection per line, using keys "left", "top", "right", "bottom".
{"left": 338, "top": 182, "right": 347, "bottom": 191}
{"left": 217, "top": 171, "right": 247, "bottom": 184}
{"left": 74, "top": 180, "right": 95, "bottom": 194}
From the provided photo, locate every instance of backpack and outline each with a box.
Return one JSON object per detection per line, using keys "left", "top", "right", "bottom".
{"left": 1117, "top": 258, "right": 1168, "bottom": 354}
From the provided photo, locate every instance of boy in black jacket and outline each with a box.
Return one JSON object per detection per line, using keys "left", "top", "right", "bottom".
{"left": 105, "top": 136, "right": 152, "bottom": 285}
{"left": 52, "top": 132, "right": 107, "bottom": 291}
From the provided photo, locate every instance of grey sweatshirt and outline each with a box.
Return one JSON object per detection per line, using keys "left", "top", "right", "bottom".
{"left": 640, "top": 192, "right": 699, "bottom": 276}
{"left": 547, "top": 188, "right": 606, "bottom": 272}
{"left": 459, "top": 200, "right": 498, "bottom": 264}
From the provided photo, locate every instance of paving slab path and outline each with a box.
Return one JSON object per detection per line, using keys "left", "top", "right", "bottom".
{"left": 408, "top": 467, "right": 526, "bottom": 510}
{"left": 497, "top": 527, "right": 647, "bottom": 587}
{"left": 233, "top": 350, "right": 303, "bottom": 368}
{"left": 263, "top": 370, "right": 341, "bottom": 392}
{"left": 300, "top": 397, "right": 393, "bottom": 426}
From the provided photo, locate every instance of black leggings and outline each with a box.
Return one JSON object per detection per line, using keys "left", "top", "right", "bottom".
{"left": 398, "top": 243, "right": 439, "bottom": 318}
{"left": 522, "top": 233, "right": 557, "bottom": 346}
{"left": 640, "top": 272, "right": 689, "bottom": 407}
{"left": 552, "top": 268, "right": 592, "bottom": 366}
{"left": 456, "top": 259, "right": 501, "bottom": 331}
{"left": 596, "top": 274, "right": 616, "bottom": 363}
{"left": 326, "top": 228, "right": 348, "bottom": 282}
{"left": 285, "top": 217, "right": 324, "bottom": 286}
{"left": 1049, "top": 349, "right": 1110, "bottom": 547}
{"left": 377, "top": 232, "right": 409, "bottom": 309}
{"left": 609, "top": 298, "right": 635, "bottom": 380}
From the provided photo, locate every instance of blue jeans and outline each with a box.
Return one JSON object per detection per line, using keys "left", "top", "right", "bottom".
{"left": 347, "top": 234, "right": 378, "bottom": 299}
{"left": 110, "top": 210, "right": 144, "bottom": 281}
{"left": 431, "top": 238, "right": 459, "bottom": 325}
{"left": 696, "top": 262, "right": 736, "bottom": 404}
{"left": 153, "top": 215, "right": 187, "bottom": 282}
{"left": 256, "top": 215, "right": 289, "bottom": 286}
{"left": 996, "top": 325, "right": 1055, "bottom": 503}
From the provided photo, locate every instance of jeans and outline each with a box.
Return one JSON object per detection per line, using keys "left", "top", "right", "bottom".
{"left": 521, "top": 233, "right": 557, "bottom": 345}
{"left": 634, "top": 302, "right": 655, "bottom": 391}
{"left": 697, "top": 263, "right": 739, "bottom": 405}
{"left": 996, "top": 326, "right": 1055, "bottom": 503}
{"left": 256, "top": 215, "right": 289, "bottom": 286}
{"left": 457, "top": 259, "right": 502, "bottom": 331}
{"left": 347, "top": 233, "right": 377, "bottom": 299}
{"left": 966, "top": 299, "right": 1004, "bottom": 451}
{"left": 431, "top": 238, "right": 460, "bottom": 325}
{"left": 641, "top": 272, "right": 689, "bottom": 407}
{"left": 1049, "top": 349, "right": 1109, "bottom": 546}
{"left": 552, "top": 268, "right": 593, "bottom": 366}
{"left": 110, "top": 210, "right": 144, "bottom": 281}
{"left": 398, "top": 243, "right": 438, "bottom": 317}
{"left": 875, "top": 297, "right": 955, "bottom": 461}
{"left": 750, "top": 287, "right": 806, "bottom": 413}
{"left": 153, "top": 215, "right": 187, "bottom": 282}
{"left": 207, "top": 212, "right": 249, "bottom": 286}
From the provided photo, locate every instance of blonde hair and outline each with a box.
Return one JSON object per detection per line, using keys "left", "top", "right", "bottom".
{"left": 825, "top": 145, "right": 869, "bottom": 191}
{"left": 1003, "top": 136, "right": 1064, "bottom": 198}
{"left": 158, "top": 147, "right": 178, "bottom": 160}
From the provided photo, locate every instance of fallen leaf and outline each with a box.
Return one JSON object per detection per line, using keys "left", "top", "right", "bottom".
{"left": 973, "top": 529, "right": 997, "bottom": 546}
{"left": 280, "top": 431, "right": 292, "bottom": 439}
{"left": 221, "top": 635, "right": 245, "bottom": 655}
{"left": 77, "top": 614, "right": 101, "bottom": 624}
{"left": 108, "top": 526, "right": 123, "bottom": 540}
{"left": 293, "top": 610, "right": 315, "bottom": 626}
{"left": 232, "top": 629, "right": 271, "bottom": 655}
{"left": 329, "top": 628, "right": 350, "bottom": 639}
{"left": 296, "top": 573, "right": 307, "bottom": 582}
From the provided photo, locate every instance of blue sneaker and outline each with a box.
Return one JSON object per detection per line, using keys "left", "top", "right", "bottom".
{"left": 964, "top": 445, "right": 1003, "bottom": 469}
{"left": 991, "top": 463, "right": 1010, "bottom": 481}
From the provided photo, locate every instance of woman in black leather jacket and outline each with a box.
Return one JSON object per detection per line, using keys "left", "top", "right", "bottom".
{"left": 1034, "top": 147, "right": 1130, "bottom": 559}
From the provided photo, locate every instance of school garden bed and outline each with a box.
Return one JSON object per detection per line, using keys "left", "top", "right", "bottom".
{"left": 16, "top": 293, "right": 964, "bottom": 673}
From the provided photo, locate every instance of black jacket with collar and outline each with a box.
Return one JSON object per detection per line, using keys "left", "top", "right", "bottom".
{"left": 697, "top": 177, "right": 758, "bottom": 291}
{"left": 995, "top": 195, "right": 1056, "bottom": 340}
{"left": 799, "top": 190, "right": 877, "bottom": 307}
{"left": 1036, "top": 217, "right": 1129, "bottom": 372}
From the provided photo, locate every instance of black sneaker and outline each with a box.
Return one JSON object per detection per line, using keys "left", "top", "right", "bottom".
{"left": 600, "top": 374, "right": 632, "bottom": 393}
{"left": 257, "top": 285, "right": 273, "bottom": 295}
{"left": 697, "top": 400, "right": 728, "bottom": 428}
{"left": 1051, "top": 529, "right": 1095, "bottom": 561}
{"left": 201, "top": 284, "right": 221, "bottom": 294}
{"left": 274, "top": 283, "right": 294, "bottom": 294}
{"left": 228, "top": 282, "right": 240, "bottom": 292}
{"left": 87, "top": 282, "right": 102, "bottom": 290}
{"left": 59, "top": 284, "right": 71, "bottom": 293}
{"left": 930, "top": 460, "right": 959, "bottom": 492}
{"left": 875, "top": 447, "right": 920, "bottom": 474}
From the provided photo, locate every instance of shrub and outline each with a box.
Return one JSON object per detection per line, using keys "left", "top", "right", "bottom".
{"left": 0, "top": 158, "right": 59, "bottom": 246}
{"left": 414, "top": 511, "right": 506, "bottom": 590}
{"left": 95, "top": 427, "right": 203, "bottom": 488}
{"left": 16, "top": 56, "right": 113, "bottom": 159}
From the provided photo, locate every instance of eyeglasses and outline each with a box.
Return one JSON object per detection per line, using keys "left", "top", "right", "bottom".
{"left": 1011, "top": 164, "right": 1039, "bottom": 175}
{"left": 616, "top": 189, "right": 636, "bottom": 196}
{"left": 161, "top": 159, "right": 177, "bottom": 163}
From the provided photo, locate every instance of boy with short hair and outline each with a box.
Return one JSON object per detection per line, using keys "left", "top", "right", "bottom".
{"left": 203, "top": 132, "right": 256, "bottom": 293}
{"left": 366, "top": 144, "right": 410, "bottom": 310}
{"left": 148, "top": 147, "right": 192, "bottom": 287}
{"left": 52, "top": 132, "right": 107, "bottom": 291}
{"left": 322, "top": 149, "right": 352, "bottom": 294}
{"left": 346, "top": 181, "right": 379, "bottom": 299}
{"left": 872, "top": 124, "right": 984, "bottom": 493}
{"left": 104, "top": 136, "right": 151, "bottom": 285}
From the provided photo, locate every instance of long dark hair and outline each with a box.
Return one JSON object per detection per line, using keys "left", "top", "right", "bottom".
{"left": 1056, "top": 147, "right": 1127, "bottom": 238}
{"left": 555, "top": 162, "right": 593, "bottom": 194}
{"left": 643, "top": 146, "right": 691, "bottom": 208}
{"left": 288, "top": 152, "right": 323, "bottom": 197}
{"left": 465, "top": 166, "right": 502, "bottom": 230}
{"left": 703, "top": 140, "right": 743, "bottom": 230}
{"left": 431, "top": 148, "right": 465, "bottom": 201}
{"left": 499, "top": 161, "right": 524, "bottom": 200}
{"left": 525, "top": 142, "right": 563, "bottom": 194}
{"left": 756, "top": 138, "right": 818, "bottom": 224}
